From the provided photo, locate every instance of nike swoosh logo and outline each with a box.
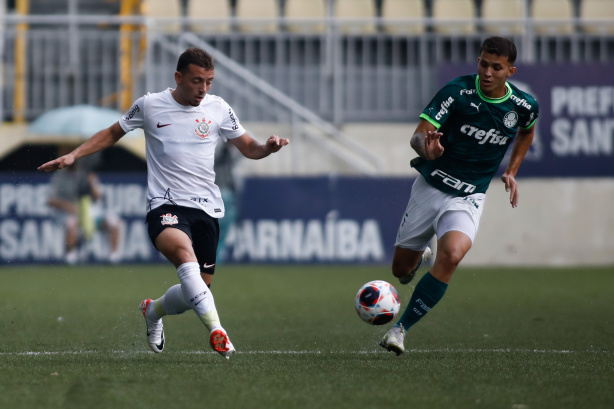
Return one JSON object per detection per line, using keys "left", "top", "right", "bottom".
{"left": 157, "top": 122, "right": 171, "bottom": 128}
{"left": 147, "top": 330, "right": 165, "bottom": 350}
{"left": 203, "top": 263, "right": 215, "bottom": 269}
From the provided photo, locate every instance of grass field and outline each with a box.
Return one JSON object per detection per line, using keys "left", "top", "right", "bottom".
{"left": 1, "top": 264, "right": 613, "bottom": 409}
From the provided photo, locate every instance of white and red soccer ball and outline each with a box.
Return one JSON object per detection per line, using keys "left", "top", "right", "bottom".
{"left": 355, "top": 280, "right": 401, "bottom": 325}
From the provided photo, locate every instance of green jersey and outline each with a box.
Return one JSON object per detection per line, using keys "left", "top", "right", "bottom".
{"left": 412, "top": 74, "right": 539, "bottom": 196}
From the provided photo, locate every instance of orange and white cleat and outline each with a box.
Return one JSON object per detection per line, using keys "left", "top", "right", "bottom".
{"left": 209, "top": 328, "right": 236, "bottom": 359}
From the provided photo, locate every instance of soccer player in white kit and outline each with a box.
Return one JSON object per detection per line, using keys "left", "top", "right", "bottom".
{"left": 38, "top": 47, "right": 289, "bottom": 359}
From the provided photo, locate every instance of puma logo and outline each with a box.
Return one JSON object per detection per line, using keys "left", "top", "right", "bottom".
{"left": 470, "top": 103, "right": 481, "bottom": 111}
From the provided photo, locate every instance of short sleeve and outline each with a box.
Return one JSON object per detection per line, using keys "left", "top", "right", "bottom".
{"left": 119, "top": 96, "right": 146, "bottom": 133}
{"left": 218, "top": 99, "right": 246, "bottom": 140}
{"left": 420, "top": 82, "right": 458, "bottom": 129}
{"left": 521, "top": 97, "right": 539, "bottom": 129}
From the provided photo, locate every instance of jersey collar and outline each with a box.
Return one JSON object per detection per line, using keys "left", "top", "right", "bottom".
{"left": 475, "top": 75, "right": 512, "bottom": 104}
{"left": 166, "top": 88, "right": 204, "bottom": 110}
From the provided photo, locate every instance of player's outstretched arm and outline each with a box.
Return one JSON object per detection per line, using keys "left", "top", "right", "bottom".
{"left": 229, "top": 133, "right": 289, "bottom": 160}
{"left": 410, "top": 119, "right": 444, "bottom": 160}
{"left": 501, "top": 125, "right": 535, "bottom": 208}
{"left": 38, "top": 122, "right": 126, "bottom": 172}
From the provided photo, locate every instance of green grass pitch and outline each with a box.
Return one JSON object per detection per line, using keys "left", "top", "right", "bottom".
{"left": 1, "top": 264, "right": 613, "bottom": 409}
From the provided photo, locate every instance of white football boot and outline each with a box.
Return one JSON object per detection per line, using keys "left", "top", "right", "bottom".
{"left": 139, "top": 299, "right": 165, "bottom": 353}
{"left": 398, "top": 246, "right": 432, "bottom": 285}
{"left": 380, "top": 324, "right": 406, "bottom": 356}
{"left": 209, "top": 328, "right": 236, "bottom": 359}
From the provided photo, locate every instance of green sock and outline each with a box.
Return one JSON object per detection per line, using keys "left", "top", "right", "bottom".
{"left": 396, "top": 271, "right": 448, "bottom": 330}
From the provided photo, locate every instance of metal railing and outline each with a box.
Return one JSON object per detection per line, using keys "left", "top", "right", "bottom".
{"left": 180, "top": 32, "right": 385, "bottom": 174}
{"left": 1, "top": 14, "right": 613, "bottom": 145}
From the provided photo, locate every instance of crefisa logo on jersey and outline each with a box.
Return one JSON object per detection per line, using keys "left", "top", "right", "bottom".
{"left": 195, "top": 117, "right": 212, "bottom": 139}
{"left": 503, "top": 111, "right": 519, "bottom": 128}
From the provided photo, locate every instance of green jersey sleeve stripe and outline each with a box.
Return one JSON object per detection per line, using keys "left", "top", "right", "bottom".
{"left": 521, "top": 118, "right": 538, "bottom": 130}
{"left": 419, "top": 113, "right": 441, "bottom": 129}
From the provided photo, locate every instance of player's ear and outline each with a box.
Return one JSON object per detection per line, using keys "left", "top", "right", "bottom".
{"left": 507, "top": 66, "right": 517, "bottom": 78}
{"left": 174, "top": 71, "right": 182, "bottom": 85}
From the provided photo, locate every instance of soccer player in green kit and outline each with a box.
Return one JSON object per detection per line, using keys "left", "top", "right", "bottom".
{"left": 380, "top": 36, "right": 539, "bottom": 355}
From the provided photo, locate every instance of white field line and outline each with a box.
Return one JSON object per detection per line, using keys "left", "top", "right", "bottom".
{"left": 0, "top": 348, "right": 609, "bottom": 357}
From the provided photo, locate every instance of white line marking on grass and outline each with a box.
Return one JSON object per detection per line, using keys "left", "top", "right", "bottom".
{"left": 0, "top": 348, "right": 609, "bottom": 357}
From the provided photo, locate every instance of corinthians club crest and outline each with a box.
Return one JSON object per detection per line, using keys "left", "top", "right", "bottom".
{"left": 195, "top": 117, "right": 212, "bottom": 138}
{"left": 160, "top": 213, "right": 178, "bottom": 225}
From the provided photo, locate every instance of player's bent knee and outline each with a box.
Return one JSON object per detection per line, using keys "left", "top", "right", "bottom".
{"left": 437, "top": 247, "right": 466, "bottom": 269}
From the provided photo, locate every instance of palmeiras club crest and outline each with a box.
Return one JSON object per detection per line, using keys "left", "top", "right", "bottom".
{"left": 503, "top": 111, "right": 519, "bottom": 128}
{"left": 160, "top": 213, "right": 178, "bottom": 225}
{"left": 195, "top": 117, "right": 212, "bottom": 138}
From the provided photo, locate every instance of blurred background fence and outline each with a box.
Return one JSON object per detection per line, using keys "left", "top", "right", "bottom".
{"left": 2, "top": 0, "right": 614, "bottom": 124}
{"left": 1, "top": 0, "right": 613, "bottom": 266}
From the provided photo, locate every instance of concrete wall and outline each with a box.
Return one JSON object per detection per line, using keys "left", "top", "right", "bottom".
{"left": 238, "top": 122, "right": 614, "bottom": 266}
{"left": 466, "top": 178, "right": 614, "bottom": 266}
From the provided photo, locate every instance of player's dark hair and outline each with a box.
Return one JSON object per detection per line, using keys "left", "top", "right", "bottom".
{"left": 176, "top": 47, "right": 214, "bottom": 73}
{"left": 480, "top": 37, "right": 517, "bottom": 64}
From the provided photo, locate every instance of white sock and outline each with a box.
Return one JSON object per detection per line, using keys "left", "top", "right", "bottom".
{"left": 176, "top": 262, "right": 221, "bottom": 332}
{"left": 146, "top": 284, "right": 192, "bottom": 321}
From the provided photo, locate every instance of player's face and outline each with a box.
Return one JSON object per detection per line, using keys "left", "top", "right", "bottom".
{"left": 477, "top": 51, "right": 517, "bottom": 98}
{"left": 174, "top": 64, "right": 214, "bottom": 106}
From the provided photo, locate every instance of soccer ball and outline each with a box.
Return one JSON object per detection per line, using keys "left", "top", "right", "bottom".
{"left": 354, "top": 280, "right": 401, "bottom": 325}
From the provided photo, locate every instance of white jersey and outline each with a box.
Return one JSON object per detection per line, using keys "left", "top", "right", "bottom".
{"left": 119, "top": 88, "right": 246, "bottom": 217}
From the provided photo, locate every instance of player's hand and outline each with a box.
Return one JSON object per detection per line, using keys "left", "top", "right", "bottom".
{"left": 37, "top": 154, "right": 75, "bottom": 172}
{"left": 501, "top": 172, "right": 519, "bottom": 208}
{"left": 266, "top": 135, "right": 290, "bottom": 153}
{"left": 424, "top": 130, "right": 444, "bottom": 160}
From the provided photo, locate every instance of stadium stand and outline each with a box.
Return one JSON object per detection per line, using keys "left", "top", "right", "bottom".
{"left": 284, "top": 0, "right": 327, "bottom": 33}
{"left": 481, "top": 0, "right": 525, "bottom": 35}
{"left": 235, "top": 0, "right": 280, "bottom": 33}
{"left": 531, "top": 0, "right": 574, "bottom": 34}
{"left": 381, "top": 0, "right": 426, "bottom": 34}
{"left": 333, "top": 0, "right": 377, "bottom": 34}
{"left": 580, "top": 0, "right": 614, "bottom": 34}
{"left": 2, "top": 0, "right": 614, "bottom": 125}
{"left": 431, "top": 0, "right": 477, "bottom": 34}
{"left": 186, "top": 0, "right": 231, "bottom": 33}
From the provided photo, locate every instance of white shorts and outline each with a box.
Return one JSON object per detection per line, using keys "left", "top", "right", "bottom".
{"left": 394, "top": 174, "right": 486, "bottom": 250}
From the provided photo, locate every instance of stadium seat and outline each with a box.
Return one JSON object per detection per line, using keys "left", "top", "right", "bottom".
{"left": 580, "top": 0, "right": 614, "bottom": 34}
{"left": 284, "top": 0, "right": 327, "bottom": 33}
{"left": 333, "top": 0, "right": 377, "bottom": 34}
{"left": 431, "top": 0, "right": 476, "bottom": 34}
{"left": 481, "top": 0, "right": 525, "bottom": 34}
{"left": 381, "top": 0, "right": 425, "bottom": 35}
{"left": 531, "top": 0, "right": 574, "bottom": 34}
{"left": 235, "top": 0, "right": 280, "bottom": 33}
{"left": 142, "top": 0, "right": 183, "bottom": 33}
{"left": 186, "top": 0, "right": 231, "bottom": 33}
